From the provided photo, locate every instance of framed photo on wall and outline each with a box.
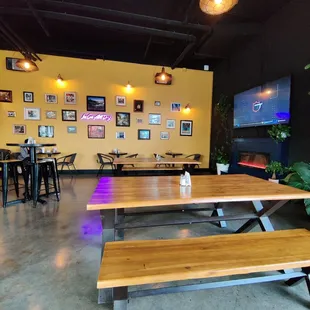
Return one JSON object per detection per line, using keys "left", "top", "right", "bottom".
{"left": 67, "top": 126, "right": 77, "bottom": 134}
{"left": 24, "top": 107, "right": 40, "bottom": 120}
{"left": 116, "top": 112, "right": 130, "bottom": 127}
{"left": 45, "top": 94, "right": 58, "bottom": 104}
{"left": 116, "top": 131, "right": 126, "bottom": 139}
{"left": 116, "top": 96, "right": 126, "bottom": 106}
{"left": 87, "top": 96, "right": 106, "bottom": 112}
{"left": 0, "top": 90, "right": 12, "bottom": 102}
{"left": 46, "top": 111, "right": 57, "bottom": 119}
{"left": 160, "top": 132, "right": 169, "bottom": 140}
{"left": 13, "top": 124, "right": 26, "bottom": 135}
{"left": 154, "top": 101, "right": 161, "bottom": 107}
{"left": 8, "top": 111, "right": 16, "bottom": 117}
{"left": 148, "top": 113, "right": 161, "bottom": 125}
{"left": 171, "top": 102, "right": 181, "bottom": 112}
{"left": 62, "top": 109, "right": 77, "bottom": 121}
{"left": 166, "top": 119, "right": 176, "bottom": 129}
{"left": 23, "top": 91, "right": 34, "bottom": 103}
{"left": 134, "top": 100, "right": 144, "bottom": 112}
{"left": 64, "top": 92, "right": 77, "bottom": 104}
{"left": 38, "top": 125, "right": 54, "bottom": 138}
{"left": 138, "top": 129, "right": 151, "bottom": 140}
{"left": 88, "top": 125, "right": 105, "bottom": 139}
{"left": 180, "top": 120, "right": 193, "bottom": 136}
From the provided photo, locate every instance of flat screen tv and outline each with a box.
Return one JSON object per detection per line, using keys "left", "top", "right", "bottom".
{"left": 234, "top": 76, "right": 291, "bottom": 128}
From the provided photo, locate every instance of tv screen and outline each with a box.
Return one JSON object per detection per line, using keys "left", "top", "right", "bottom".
{"left": 234, "top": 76, "right": 291, "bottom": 128}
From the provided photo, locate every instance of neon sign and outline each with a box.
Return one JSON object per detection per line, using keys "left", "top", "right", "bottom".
{"left": 80, "top": 113, "right": 112, "bottom": 122}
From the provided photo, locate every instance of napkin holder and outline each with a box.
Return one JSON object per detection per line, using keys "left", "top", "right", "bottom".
{"left": 180, "top": 171, "right": 191, "bottom": 187}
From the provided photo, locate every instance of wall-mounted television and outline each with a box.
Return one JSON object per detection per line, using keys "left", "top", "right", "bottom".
{"left": 234, "top": 76, "right": 291, "bottom": 128}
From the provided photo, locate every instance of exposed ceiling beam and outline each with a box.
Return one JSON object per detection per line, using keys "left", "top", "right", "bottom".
{"left": 0, "top": 8, "right": 197, "bottom": 42}
{"left": 30, "top": 0, "right": 211, "bottom": 32}
{"left": 171, "top": 41, "right": 196, "bottom": 69}
{"left": 25, "top": 0, "right": 50, "bottom": 37}
{"left": 214, "top": 23, "right": 262, "bottom": 36}
{"left": 144, "top": 37, "right": 152, "bottom": 60}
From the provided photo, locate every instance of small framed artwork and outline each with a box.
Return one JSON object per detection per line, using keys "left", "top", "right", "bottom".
{"left": 62, "top": 110, "right": 77, "bottom": 121}
{"left": 116, "top": 112, "right": 130, "bottom": 127}
{"left": 136, "top": 118, "right": 143, "bottom": 124}
{"left": 38, "top": 125, "right": 54, "bottom": 138}
{"left": 67, "top": 126, "right": 77, "bottom": 134}
{"left": 166, "top": 119, "right": 176, "bottom": 129}
{"left": 46, "top": 111, "right": 57, "bottom": 119}
{"left": 24, "top": 107, "right": 40, "bottom": 120}
{"left": 116, "top": 95, "right": 126, "bottom": 106}
{"left": 180, "top": 120, "right": 193, "bottom": 136}
{"left": 154, "top": 101, "right": 161, "bottom": 106}
{"left": 116, "top": 131, "right": 126, "bottom": 140}
{"left": 64, "top": 92, "right": 77, "bottom": 104}
{"left": 160, "top": 131, "right": 170, "bottom": 140}
{"left": 138, "top": 129, "right": 151, "bottom": 140}
{"left": 88, "top": 125, "right": 105, "bottom": 139}
{"left": 87, "top": 96, "right": 106, "bottom": 112}
{"left": 8, "top": 111, "right": 16, "bottom": 117}
{"left": 149, "top": 113, "right": 161, "bottom": 125}
{"left": 0, "top": 90, "right": 12, "bottom": 102}
{"left": 13, "top": 124, "right": 26, "bottom": 135}
{"left": 134, "top": 100, "right": 144, "bottom": 112}
{"left": 171, "top": 102, "right": 181, "bottom": 112}
{"left": 23, "top": 91, "right": 34, "bottom": 103}
{"left": 45, "top": 94, "right": 58, "bottom": 104}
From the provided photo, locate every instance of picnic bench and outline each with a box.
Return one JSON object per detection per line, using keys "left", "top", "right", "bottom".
{"left": 98, "top": 229, "right": 310, "bottom": 309}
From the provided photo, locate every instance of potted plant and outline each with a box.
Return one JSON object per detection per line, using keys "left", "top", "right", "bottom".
{"left": 268, "top": 124, "right": 290, "bottom": 143}
{"left": 265, "top": 161, "right": 285, "bottom": 183}
{"left": 215, "top": 147, "right": 230, "bottom": 175}
{"left": 283, "top": 162, "right": 310, "bottom": 215}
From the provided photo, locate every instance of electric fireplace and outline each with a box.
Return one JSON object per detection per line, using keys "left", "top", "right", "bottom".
{"left": 238, "top": 151, "right": 270, "bottom": 169}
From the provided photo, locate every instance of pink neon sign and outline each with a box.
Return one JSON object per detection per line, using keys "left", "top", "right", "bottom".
{"left": 80, "top": 112, "right": 112, "bottom": 122}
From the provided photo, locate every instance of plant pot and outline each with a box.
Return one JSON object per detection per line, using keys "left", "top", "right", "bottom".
{"left": 216, "top": 163, "right": 230, "bottom": 175}
{"left": 268, "top": 178, "right": 279, "bottom": 184}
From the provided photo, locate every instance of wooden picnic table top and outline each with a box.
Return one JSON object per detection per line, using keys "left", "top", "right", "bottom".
{"left": 113, "top": 157, "right": 201, "bottom": 165}
{"left": 87, "top": 174, "right": 310, "bottom": 211}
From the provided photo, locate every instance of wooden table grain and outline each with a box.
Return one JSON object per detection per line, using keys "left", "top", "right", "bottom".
{"left": 113, "top": 157, "right": 201, "bottom": 166}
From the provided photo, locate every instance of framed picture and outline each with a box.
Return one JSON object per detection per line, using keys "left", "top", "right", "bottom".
{"left": 134, "top": 100, "right": 144, "bottom": 112}
{"left": 166, "top": 119, "right": 176, "bottom": 129}
{"left": 67, "top": 126, "right": 77, "bottom": 134}
{"left": 171, "top": 102, "right": 181, "bottom": 112}
{"left": 24, "top": 107, "right": 40, "bottom": 120}
{"left": 45, "top": 94, "right": 58, "bottom": 104}
{"left": 138, "top": 129, "right": 151, "bottom": 140}
{"left": 154, "top": 101, "right": 161, "bottom": 106}
{"left": 88, "top": 125, "right": 105, "bottom": 139}
{"left": 87, "top": 96, "right": 106, "bottom": 112}
{"left": 116, "top": 95, "right": 126, "bottom": 106}
{"left": 23, "top": 91, "right": 34, "bottom": 103}
{"left": 38, "top": 125, "right": 54, "bottom": 138}
{"left": 8, "top": 111, "right": 16, "bottom": 117}
{"left": 13, "top": 124, "right": 26, "bottom": 135}
{"left": 136, "top": 118, "right": 143, "bottom": 124}
{"left": 46, "top": 111, "right": 57, "bottom": 119}
{"left": 116, "top": 131, "right": 126, "bottom": 139}
{"left": 0, "top": 90, "right": 12, "bottom": 102}
{"left": 180, "top": 120, "right": 193, "bottom": 136}
{"left": 116, "top": 112, "right": 130, "bottom": 127}
{"left": 149, "top": 113, "right": 161, "bottom": 125}
{"left": 160, "top": 131, "right": 170, "bottom": 140}
{"left": 64, "top": 92, "right": 77, "bottom": 104}
{"left": 62, "top": 110, "right": 77, "bottom": 121}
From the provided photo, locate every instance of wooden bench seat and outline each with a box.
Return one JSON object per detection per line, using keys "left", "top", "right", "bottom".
{"left": 98, "top": 229, "right": 310, "bottom": 309}
{"left": 122, "top": 166, "right": 183, "bottom": 171}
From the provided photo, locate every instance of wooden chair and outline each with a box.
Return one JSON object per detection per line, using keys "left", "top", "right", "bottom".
{"left": 0, "top": 149, "right": 11, "bottom": 160}
{"left": 97, "top": 229, "right": 310, "bottom": 310}
{"left": 97, "top": 153, "right": 115, "bottom": 177}
{"left": 56, "top": 153, "right": 77, "bottom": 176}
{"left": 185, "top": 153, "right": 201, "bottom": 168}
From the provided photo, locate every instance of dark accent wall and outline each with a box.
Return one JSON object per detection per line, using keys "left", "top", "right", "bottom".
{"left": 211, "top": 0, "right": 310, "bottom": 164}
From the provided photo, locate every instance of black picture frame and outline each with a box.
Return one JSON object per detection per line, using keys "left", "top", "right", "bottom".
{"left": 62, "top": 109, "right": 77, "bottom": 122}
{"left": 138, "top": 129, "right": 151, "bottom": 140}
{"left": 116, "top": 112, "right": 130, "bottom": 127}
{"left": 87, "top": 96, "right": 106, "bottom": 112}
{"left": 134, "top": 100, "right": 144, "bottom": 112}
{"left": 23, "top": 91, "right": 34, "bottom": 103}
{"left": 0, "top": 90, "right": 12, "bottom": 103}
{"left": 180, "top": 120, "right": 193, "bottom": 136}
{"left": 38, "top": 125, "right": 54, "bottom": 138}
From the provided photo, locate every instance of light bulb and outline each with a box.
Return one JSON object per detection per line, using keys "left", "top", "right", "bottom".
{"left": 214, "top": 0, "right": 223, "bottom": 4}
{"left": 24, "top": 61, "right": 30, "bottom": 69}
{"left": 161, "top": 74, "right": 166, "bottom": 81}
{"left": 126, "top": 82, "right": 132, "bottom": 89}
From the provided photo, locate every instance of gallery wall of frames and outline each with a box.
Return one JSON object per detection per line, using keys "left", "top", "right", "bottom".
{"left": 0, "top": 50, "right": 213, "bottom": 169}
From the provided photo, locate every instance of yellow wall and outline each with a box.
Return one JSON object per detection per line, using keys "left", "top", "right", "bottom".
{"left": 0, "top": 50, "right": 213, "bottom": 169}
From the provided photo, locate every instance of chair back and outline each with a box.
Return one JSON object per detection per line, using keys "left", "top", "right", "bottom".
{"left": 153, "top": 153, "right": 164, "bottom": 159}
{"left": 126, "top": 153, "right": 138, "bottom": 159}
{"left": 97, "top": 153, "right": 113, "bottom": 165}
{"left": 66, "top": 153, "right": 77, "bottom": 164}
{"left": 186, "top": 153, "right": 201, "bottom": 161}
{"left": 0, "top": 149, "right": 11, "bottom": 160}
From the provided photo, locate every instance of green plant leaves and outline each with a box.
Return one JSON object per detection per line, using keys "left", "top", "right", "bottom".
{"left": 304, "top": 199, "right": 310, "bottom": 215}
{"left": 305, "top": 64, "right": 310, "bottom": 70}
{"left": 291, "top": 162, "right": 310, "bottom": 185}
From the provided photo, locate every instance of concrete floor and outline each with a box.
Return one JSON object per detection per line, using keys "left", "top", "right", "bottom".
{"left": 1, "top": 176, "right": 310, "bottom": 310}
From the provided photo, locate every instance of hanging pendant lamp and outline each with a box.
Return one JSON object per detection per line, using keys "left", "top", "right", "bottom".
{"left": 199, "top": 0, "right": 238, "bottom": 15}
{"left": 15, "top": 57, "right": 39, "bottom": 72}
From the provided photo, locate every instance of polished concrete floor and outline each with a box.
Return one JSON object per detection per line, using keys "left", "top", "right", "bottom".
{"left": 1, "top": 176, "right": 310, "bottom": 310}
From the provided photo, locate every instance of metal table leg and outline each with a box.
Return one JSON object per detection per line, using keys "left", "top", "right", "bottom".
{"left": 98, "top": 209, "right": 116, "bottom": 304}
{"left": 1, "top": 163, "right": 8, "bottom": 208}
{"left": 211, "top": 203, "right": 227, "bottom": 228}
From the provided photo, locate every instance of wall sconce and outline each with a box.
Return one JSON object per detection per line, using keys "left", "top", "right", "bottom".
{"left": 126, "top": 81, "right": 132, "bottom": 90}
{"left": 184, "top": 104, "right": 191, "bottom": 113}
{"left": 155, "top": 67, "right": 172, "bottom": 85}
{"left": 56, "top": 74, "right": 64, "bottom": 83}
{"left": 15, "top": 57, "right": 39, "bottom": 72}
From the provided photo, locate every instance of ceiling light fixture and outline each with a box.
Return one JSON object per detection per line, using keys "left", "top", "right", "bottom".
{"left": 199, "top": 0, "right": 238, "bottom": 15}
{"left": 155, "top": 67, "right": 172, "bottom": 85}
{"left": 15, "top": 57, "right": 39, "bottom": 72}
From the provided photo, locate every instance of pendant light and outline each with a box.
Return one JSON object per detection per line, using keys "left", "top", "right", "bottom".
{"left": 15, "top": 57, "right": 39, "bottom": 72}
{"left": 199, "top": 0, "right": 238, "bottom": 15}
{"left": 155, "top": 67, "right": 172, "bottom": 85}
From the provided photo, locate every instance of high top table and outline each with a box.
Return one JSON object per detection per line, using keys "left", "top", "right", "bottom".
{"left": 7, "top": 143, "right": 56, "bottom": 207}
